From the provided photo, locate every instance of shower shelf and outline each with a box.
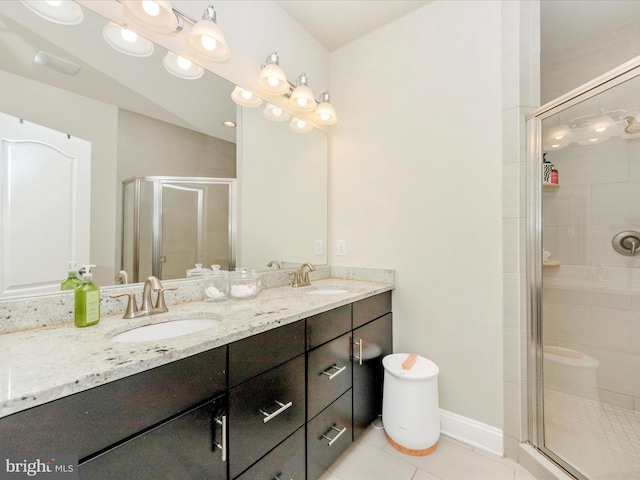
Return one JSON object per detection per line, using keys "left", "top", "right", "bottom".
{"left": 543, "top": 183, "right": 559, "bottom": 190}
{"left": 543, "top": 260, "right": 560, "bottom": 266}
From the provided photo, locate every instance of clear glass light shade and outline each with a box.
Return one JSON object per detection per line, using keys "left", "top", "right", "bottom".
{"left": 231, "top": 87, "right": 263, "bottom": 107}
{"left": 547, "top": 123, "right": 571, "bottom": 141}
{"left": 187, "top": 18, "right": 230, "bottom": 61}
{"left": 103, "top": 22, "right": 154, "bottom": 57}
{"left": 163, "top": 52, "right": 204, "bottom": 79}
{"left": 263, "top": 103, "right": 290, "bottom": 122}
{"left": 21, "top": 0, "right": 83, "bottom": 25}
{"left": 314, "top": 101, "right": 337, "bottom": 125}
{"left": 122, "top": 0, "right": 178, "bottom": 33}
{"left": 289, "top": 84, "right": 315, "bottom": 112}
{"left": 590, "top": 114, "right": 614, "bottom": 133}
{"left": 258, "top": 64, "right": 289, "bottom": 95}
{"left": 289, "top": 117, "right": 313, "bottom": 133}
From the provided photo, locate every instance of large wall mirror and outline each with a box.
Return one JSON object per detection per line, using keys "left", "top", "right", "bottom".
{"left": 0, "top": 1, "right": 328, "bottom": 299}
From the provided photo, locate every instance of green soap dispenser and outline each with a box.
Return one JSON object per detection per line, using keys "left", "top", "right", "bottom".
{"left": 61, "top": 261, "right": 82, "bottom": 290}
{"left": 75, "top": 264, "right": 100, "bottom": 328}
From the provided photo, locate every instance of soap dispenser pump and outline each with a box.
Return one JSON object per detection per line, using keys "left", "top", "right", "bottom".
{"left": 75, "top": 264, "right": 100, "bottom": 328}
{"left": 61, "top": 261, "right": 82, "bottom": 290}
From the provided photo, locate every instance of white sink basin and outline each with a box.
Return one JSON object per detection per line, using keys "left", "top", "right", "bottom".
{"left": 306, "top": 288, "right": 349, "bottom": 295}
{"left": 111, "top": 318, "right": 221, "bottom": 343}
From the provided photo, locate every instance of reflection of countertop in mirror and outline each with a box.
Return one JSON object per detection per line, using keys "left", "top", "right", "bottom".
{"left": 0, "top": 277, "right": 393, "bottom": 418}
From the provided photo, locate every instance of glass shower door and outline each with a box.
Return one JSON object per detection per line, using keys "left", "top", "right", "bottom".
{"left": 533, "top": 66, "right": 640, "bottom": 480}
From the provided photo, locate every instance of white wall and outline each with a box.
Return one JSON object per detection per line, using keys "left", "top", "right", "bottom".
{"left": 329, "top": 1, "right": 504, "bottom": 427}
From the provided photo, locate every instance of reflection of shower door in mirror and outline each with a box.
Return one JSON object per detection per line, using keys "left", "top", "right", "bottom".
{"left": 0, "top": 112, "right": 90, "bottom": 298}
{"left": 121, "top": 177, "right": 235, "bottom": 283}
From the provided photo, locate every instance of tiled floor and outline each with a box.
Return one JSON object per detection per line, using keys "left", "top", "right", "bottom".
{"left": 545, "top": 389, "right": 640, "bottom": 480}
{"left": 320, "top": 424, "right": 537, "bottom": 480}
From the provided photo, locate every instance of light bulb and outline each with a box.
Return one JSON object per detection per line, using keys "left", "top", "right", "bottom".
{"left": 120, "top": 28, "right": 138, "bottom": 43}
{"left": 45, "top": 0, "right": 62, "bottom": 6}
{"left": 176, "top": 56, "right": 191, "bottom": 70}
{"left": 297, "top": 97, "right": 308, "bottom": 107}
{"left": 241, "top": 90, "right": 253, "bottom": 100}
{"left": 201, "top": 35, "right": 217, "bottom": 52}
{"left": 267, "top": 76, "right": 279, "bottom": 87}
{"left": 273, "top": 107, "right": 282, "bottom": 117}
{"left": 142, "top": 0, "right": 160, "bottom": 16}
{"left": 296, "top": 119, "right": 306, "bottom": 129}
{"left": 320, "top": 112, "right": 330, "bottom": 121}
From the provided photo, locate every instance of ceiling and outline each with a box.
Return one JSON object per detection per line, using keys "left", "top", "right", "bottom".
{"left": 276, "top": 0, "right": 432, "bottom": 52}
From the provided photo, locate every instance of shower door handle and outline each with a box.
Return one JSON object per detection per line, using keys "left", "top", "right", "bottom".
{"left": 612, "top": 231, "right": 640, "bottom": 256}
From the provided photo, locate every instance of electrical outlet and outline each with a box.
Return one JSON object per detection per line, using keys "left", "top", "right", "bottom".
{"left": 315, "top": 240, "right": 324, "bottom": 255}
{"left": 337, "top": 239, "right": 347, "bottom": 256}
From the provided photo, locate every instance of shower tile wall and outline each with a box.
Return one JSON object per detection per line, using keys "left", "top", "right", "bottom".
{"left": 542, "top": 136, "right": 640, "bottom": 410}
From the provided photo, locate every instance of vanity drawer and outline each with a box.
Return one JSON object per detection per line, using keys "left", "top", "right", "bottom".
{"left": 229, "top": 320, "right": 305, "bottom": 388}
{"left": 229, "top": 354, "right": 305, "bottom": 478}
{"left": 0, "top": 346, "right": 227, "bottom": 459}
{"left": 306, "top": 390, "right": 352, "bottom": 480}
{"left": 79, "top": 395, "right": 227, "bottom": 479}
{"left": 235, "top": 426, "right": 305, "bottom": 480}
{"left": 307, "top": 332, "right": 352, "bottom": 419}
{"left": 306, "top": 304, "right": 351, "bottom": 349}
{"left": 352, "top": 291, "right": 391, "bottom": 329}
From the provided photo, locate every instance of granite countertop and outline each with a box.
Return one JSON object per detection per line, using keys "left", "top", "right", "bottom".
{"left": 0, "top": 278, "right": 392, "bottom": 419}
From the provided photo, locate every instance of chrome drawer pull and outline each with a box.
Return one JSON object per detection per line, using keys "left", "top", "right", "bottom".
{"left": 322, "top": 364, "right": 347, "bottom": 380}
{"left": 353, "top": 339, "right": 363, "bottom": 366}
{"left": 214, "top": 415, "right": 227, "bottom": 462}
{"left": 260, "top": 400, "right": 293, "bottom": 423}
{"left": 322, "top": 425, "right": 347, "bottom": 446}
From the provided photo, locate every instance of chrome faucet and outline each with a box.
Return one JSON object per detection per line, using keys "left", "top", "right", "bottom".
{"left": 110, "top": 276, "right": 178, "bottom": 319}
{"left": 290, "top": 262, "right": 315, "bottom": 287}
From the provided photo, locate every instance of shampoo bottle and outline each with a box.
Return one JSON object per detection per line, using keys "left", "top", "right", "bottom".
{"left": 75, "top": 264, "right": 100, "bottom": 328}
{"left": 61, "top": 261, "right": 82, "bottom": 290}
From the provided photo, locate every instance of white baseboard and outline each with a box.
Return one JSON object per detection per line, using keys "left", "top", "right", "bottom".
{"left": 439, "top": 409, "right": 504, "bottom": 456}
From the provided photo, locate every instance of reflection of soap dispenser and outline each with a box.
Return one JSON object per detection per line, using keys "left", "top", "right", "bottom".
{"left": 61, "top": 261, "right": 82, "bottom": 290}
{"left": 75, "top": 264, "right": 100, "bottom": 328}
{"left": 551, "top": 164, "right": 559, "bottom": 184}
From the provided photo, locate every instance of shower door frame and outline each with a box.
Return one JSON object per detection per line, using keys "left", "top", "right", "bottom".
{"left": 121, "top": 176, "right": 237, "bottom": 283}
{"left": 526, "top": 56, "right": 640, "bottom": 479}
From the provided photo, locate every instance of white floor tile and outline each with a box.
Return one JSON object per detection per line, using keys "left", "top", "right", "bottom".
{"left": 330, "top": 441, "right": 417, "bottom": 480}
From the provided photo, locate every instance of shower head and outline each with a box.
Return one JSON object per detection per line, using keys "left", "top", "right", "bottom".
{"left": 624, "top": 116, "right": 640, "bottom": 134}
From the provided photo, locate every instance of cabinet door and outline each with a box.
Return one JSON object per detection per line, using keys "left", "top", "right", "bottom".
{"left": 352, "top": 291, "right": 391, "bottom": 329}
{"left": 352, "top": 313, "right": 392, "bottom": 439}
{"left": 307, "top": 332, "right": 352, "bottom": 420}
{"left": 306, "top": 390, "right": 352, "bottom": 480}
{"left": 229, "top": 355, "right": 305, "bottom": 478}
{"left": 79, "top": 395, "right": 227, "bottom": 480}
{"left": 235, "top": 427, "right": 305, "bottom": 480}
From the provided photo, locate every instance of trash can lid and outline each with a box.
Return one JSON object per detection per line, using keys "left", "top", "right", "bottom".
{"left": 383, "top": 353, "right": 439, "bottom": 380}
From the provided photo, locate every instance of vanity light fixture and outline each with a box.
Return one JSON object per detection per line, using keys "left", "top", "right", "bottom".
{"left": 231, "top": 86, "right": 263, "bottom": 107}
{"left": 258, "top": 51, "right": 290, "bottom": 95}
{"left": 313, "top": 91, "right": 338, "bottom": 125}
{"left": 163, "top": 52, "right": 204, "bottom": 79}
{"left": 263, "top": 103, "right": 291, "bottom": 122}
{"left": 103, "top": 22, "right": 154, "bottom": 57}
{"left": 122, "top": 0, "right": 181, "bottom": 34}
{"left": 289, "top": 117, "right": 313, "bottom": 134}
{"left": 289, "top": 73, "right": 315, "bottom": 112}
{"left": 20, "top": 0, "right": 84, "bottom": 25}
{"left": 186, "top": 4, "right": 230, "bottom": 62}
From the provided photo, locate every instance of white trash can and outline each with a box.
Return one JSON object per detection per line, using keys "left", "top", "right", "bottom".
{"left": 382, "top": 353, "right": 440, "bottom": 456}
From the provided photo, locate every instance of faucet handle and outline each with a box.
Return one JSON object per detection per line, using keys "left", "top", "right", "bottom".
{"left": 109, "top": 292, "right": 140, "bottom": 319}
{"left": 288, "top": 271, "right": 302, "bottom": 287}
{"left": 154, "top": 285, "right": 178, "bottom": 312}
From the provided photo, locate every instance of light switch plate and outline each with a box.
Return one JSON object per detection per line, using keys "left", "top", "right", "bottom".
{"left": 337, "top": 240, "right": 347, "bottom": 256}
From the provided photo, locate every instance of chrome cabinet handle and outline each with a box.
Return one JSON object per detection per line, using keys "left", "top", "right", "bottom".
{"left": 353, "top": 339, "right": 363, "bottom": 366}
{"left": 322, "top": 365, "right": 347, "bottom": 380}
{"left": 322, "top": 425, "right": 347, "bottom": 446}
{"left": 214, "top": 415, "right": 227, "bottom": 462}
{"left": 260, "top": 400, "right": 293, "bottom": 423}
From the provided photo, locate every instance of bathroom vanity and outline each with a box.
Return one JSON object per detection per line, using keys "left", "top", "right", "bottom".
{"left": 0, "top": 278, "right": 392, "bottom": 480}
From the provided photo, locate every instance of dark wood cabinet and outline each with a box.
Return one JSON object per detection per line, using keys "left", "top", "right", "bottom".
{"left": 79, "top": 395, "right": 227, "bottom": 480}
{"left": 235, "top": 427, "right": 305, "bottom": 480}
{"left": 307, "top": 389, "right": 353, "bottom": 480}
{"left": 1, "top": 289, "right": 393, "bottom": 480}
{"left": 229, "top": 354, "right": 306, "bottom": 479}
{"left": 352, "top": 312, "right": 393, "bottom": 439}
